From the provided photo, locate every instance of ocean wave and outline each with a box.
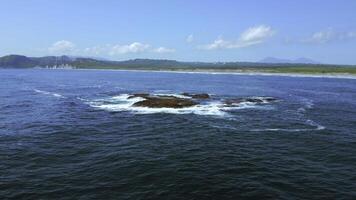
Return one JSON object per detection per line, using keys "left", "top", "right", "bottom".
{"left": 84, "top": 93, "right": 273, "bottom": 116}
{"left": 251, "top": 119, "right": 325, "bottom": 132}
{"left": 297, "top": 98, "right": 314, "bottom": 115}
{"left": 33, "top": 89, "right": 64, "bottom": 98}
{"left": 306, "top": 119, "right": 325, "bottom": 130}
{"left": 251, "top": 128, "right": 315, "bottom": 132}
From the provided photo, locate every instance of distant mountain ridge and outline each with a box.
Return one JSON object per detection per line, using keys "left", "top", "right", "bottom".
{"left": 0, "top": 54, "right": 351, "bottom": 70}
{"left": 260, "top": 57, "right": 320, "bottom": 64}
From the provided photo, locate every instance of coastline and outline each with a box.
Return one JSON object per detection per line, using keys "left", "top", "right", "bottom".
{"left": 3, "top": 67, "right": 356, "bottom": 79}
{"left": 72, "top": 68, "right": 356, "bottom": 80}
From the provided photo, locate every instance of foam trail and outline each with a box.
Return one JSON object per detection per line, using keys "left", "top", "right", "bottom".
{"left": 306, "top": 119, "right": 325, "bottom": 130}
{"left": 251, "top": 119, "right": 325, "bottom": 132}
{"left": 34, "top": 89, "right": 64, "bottom": 98}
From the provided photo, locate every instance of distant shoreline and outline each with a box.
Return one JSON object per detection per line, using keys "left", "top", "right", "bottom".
{"left": 2, "top": 67, "right": 356, "bottom": 79}
{"left": 31, "top": 68, "right": 356, "bottom": 79}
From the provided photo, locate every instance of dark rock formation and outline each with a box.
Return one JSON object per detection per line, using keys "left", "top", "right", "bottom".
{"left": 133, "top": 96, "right": 197, "bottom": 108}
{"left": 129, "top": 92, "right": 277, "bottom": 109}
{"left": 244, "top": 98, "right": 264, "bottom": 103}
{"left": 262, "top": 97, "right": 278, "bottom": 102}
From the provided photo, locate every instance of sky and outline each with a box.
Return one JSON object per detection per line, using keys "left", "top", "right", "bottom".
{"left": 1, "top": 0, "right": 356, "bottom": 64}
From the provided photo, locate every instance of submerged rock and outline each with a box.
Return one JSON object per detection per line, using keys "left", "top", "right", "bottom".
{"left": 181, "top": 93, "right": 210, "bottom": 99}
{"left": 224, "top": 98, "right": 244, "bottom": 105}
{"left": 244, "top": 98, "right": 264, "bottom": 103}
{"left": 133, "top": 96, "right": 197, "bottom": 108}
{"left": 262, "top": 97, "right": 278, "bottom": 102}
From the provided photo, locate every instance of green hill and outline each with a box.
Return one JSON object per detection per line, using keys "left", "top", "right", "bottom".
{"left": 1, "top": 54, "right": 356, "bottom": 74}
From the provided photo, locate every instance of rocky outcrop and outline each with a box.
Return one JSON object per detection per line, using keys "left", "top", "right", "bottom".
{"left": 132, "top": 96, "right": 197, "bottom": 108}
{"left": 129, "top": 92, "right": 277, "bottom": 109}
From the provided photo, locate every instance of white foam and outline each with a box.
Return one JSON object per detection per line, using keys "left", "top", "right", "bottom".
{"left": 251, "top": 119, "right": 325, "bottom": 132}
{"left": 297, "top": 98, "right": 314, "bottom": 115}
{"left": 153, "top": 93, "right": 192, "bottom": 99}
{"left": 34, "top": 89, "right": 64, "bottom": 98}
{"left": 251, "top": 128, "right": 312, "bottom": 132}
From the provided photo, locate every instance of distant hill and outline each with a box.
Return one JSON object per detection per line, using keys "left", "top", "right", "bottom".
{"left": 1, "top": 55, "right": 354, "bottom": 74}
{"left": 260, "top": 57, "right": 320, "bottom": 64}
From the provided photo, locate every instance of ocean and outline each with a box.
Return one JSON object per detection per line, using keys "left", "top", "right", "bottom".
{"left": 1, "top": 69, "right": 356, "bottom": 199}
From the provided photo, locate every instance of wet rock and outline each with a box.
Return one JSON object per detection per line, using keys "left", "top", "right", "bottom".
{"left": 224, "top": 98, "right": 244, "bottom": 105}
{"left": 244, "top": 98, "right": 264, "bottom": 103}
{"left": 263, "top": 97, "right": 278, "bottom": 102}
{"left": 128, "top": 93, "right": 150, "bottom": 99}
{"left": 244, "top": 97, "right": 278, "bottom": 103}
{"left": 133, "top": 96, "right": 197, "bottom": 108}
{"left": 181, "top": 93, "right": 210, "bottom": 99}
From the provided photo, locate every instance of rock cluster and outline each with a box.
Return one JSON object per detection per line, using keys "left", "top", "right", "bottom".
{"left": 130, "top": 93, "right": 209, "bottom": 108}
{"left": 129, "top": 93, "right": 278, "bottom": 109}
{"left": 133, "top": 96, "right": 197, "bottom": 108}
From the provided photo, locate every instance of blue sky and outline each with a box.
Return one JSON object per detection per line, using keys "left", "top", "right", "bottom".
{"left": 1, "top": 0, "right": 356, "bottom": 64}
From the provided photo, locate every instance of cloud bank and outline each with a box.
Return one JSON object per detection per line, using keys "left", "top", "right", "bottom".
{"left": 109, "top": 42, "right": 150, "bottom": 55}
{"left": 153, "top": 47, "right": 176, "bottom": 53}
{"left": 304, "top": 29, "right": 356, "bottom": 44}
{"left": 47, "top": 26, "right": 356, "bottom": 58}
{"left": 50, "top": 41, "right": 175, "bottom": 56}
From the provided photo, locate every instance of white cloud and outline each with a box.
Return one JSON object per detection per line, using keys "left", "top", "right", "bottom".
{"left": 346, "top": 31, "right": 356, "bottom": 38}
{"left": 49, "top": 40, "right": 75, "bottom": 54}
{"left": 153, "top": 47, "right": 176, "bottom": 53}
{"left": 48, "top": 41, "right": 176, "bottom": 56}
{"left": 201, "top": 36, "right": 229, "bottom": 50}
{"left": 109, "top": 42, "right": 150, "bottom": 55}
{"left": 240, "top": 25, "right": 275, "bottom": 43}
{"left": 304, "top": 29, "right": 334, "bottom": 44}
{"left": 186, "top": 34, "right": 194, "bottom": 43}
{"left": 87, "top": 42, "right": 176, "bottom": 55}
{"left": 84, "top": 45, "right": 108, "bottom": 55}
{"left": 200, "top": 25, "right": 275, "bottom": 50}
{"left": 304, "top": 29, "right": 356, "bottom": 44}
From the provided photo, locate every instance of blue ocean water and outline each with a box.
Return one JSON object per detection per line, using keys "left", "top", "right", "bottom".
{"left": 1, "top": 69, "right": 356, "bottom": 199}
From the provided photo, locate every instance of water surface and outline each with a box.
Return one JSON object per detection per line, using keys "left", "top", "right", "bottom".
{"left": 1, "top": 69, "right": 356, "bottom": 199}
